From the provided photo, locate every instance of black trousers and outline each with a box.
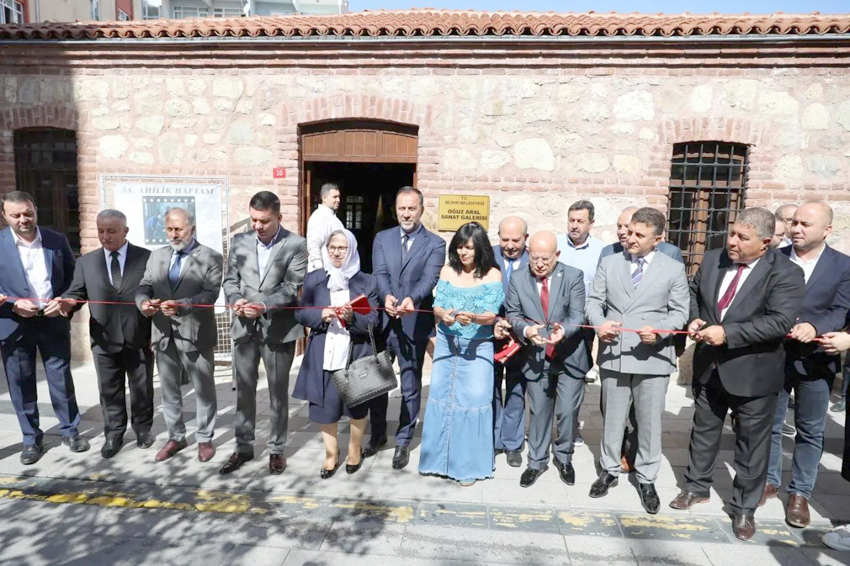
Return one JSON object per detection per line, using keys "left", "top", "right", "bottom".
{"left": 684, "top": 372, "right": 778, "bottom": 513}
{"left": 92, "top": 346, "right": 154, "bottom": 440}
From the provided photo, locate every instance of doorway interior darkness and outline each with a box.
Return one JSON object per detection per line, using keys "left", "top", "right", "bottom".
{"left": 305, "top": 161, "right": 415, "bottom": 273}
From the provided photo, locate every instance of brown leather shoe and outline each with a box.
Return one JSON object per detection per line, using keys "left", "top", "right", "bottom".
{"left": 155, "top": 439, "right": 187, "bottom": 462}
{"left": 198, "top": 442, "right": 215, "bottom": 462}
{"left": 732, "top": 511, "right": 756, "bottom": 541}
{"left": 758, "top": 483, "right": 779, "bottom": 507}
{"left": 218, "top": 452, "right": 253, "bottom": 475}
{"left": 786, "top": 494, "right": 811, "bottom": 528}
{"left": 269, "top": 454, "right": 287, "bottom": 475}
{"left": 669, "top": 489, "right": 710, "bottom": 510}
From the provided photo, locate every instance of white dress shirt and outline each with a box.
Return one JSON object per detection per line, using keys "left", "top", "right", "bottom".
{"left": 306, "top": 205, "right": 344, "bottom": 273}
{"left": 789, "top": 245, "right": 824, "bottom": 284}
{"left": 257, "top": 227, "right": 281, "bottom": 280}
{"left": 13, "top": 228, "right": 52, "bottom": 307}
{"left": 323, "top": 288, "right": 352, "bottom": 372}
{"left": 168, "top": 239, "right": 197, "bottom": 276}
{"left": 629, "top": 250, "right": 655, "bottom": 275}
{"left": 718, "top": 256, "right": 761, "bottom": 321}
{"left": 103, "top": 242, "right": 128, "bottom": 287}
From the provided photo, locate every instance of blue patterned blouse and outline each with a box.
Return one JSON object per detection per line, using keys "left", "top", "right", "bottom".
{"left": 434, "top": 280, "right": 505, "bottom": 339}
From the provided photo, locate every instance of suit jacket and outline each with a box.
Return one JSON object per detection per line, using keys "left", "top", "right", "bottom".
{"left": 781, "top": 244, "right": 850, "bottom": 377}
{"left": 222, "top": 229, "right": 307, "bottom": 345}
{"left": 492, "top": 245, "right": 530, "bottom": 299}
{"left": 690, "top": 247, "right": 805, "bottom": 397}
{"left": 0, "top": 226, "right": 75, "bottom": 341}
{"left": 586, "top": 251, "right": 689, "bottom": 375}
{"left": 292, "top": 271, "right": 379, "bottom": 406}
{"left": 135, "top": 241, "right": 223, "bottom": 353}
{"left": 506, "top": 262, "right": 588, "bottom": 379}
{"left": 63, "top": 243, "right": 152, "bottom": 354}
{"left": 372, "top": 225, "right": 446, "bottom": 339}
{"left": 599, "top": 241, "right": 683, "bottom": 264}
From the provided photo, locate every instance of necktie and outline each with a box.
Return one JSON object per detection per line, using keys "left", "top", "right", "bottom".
{"left": 401, "top": 234, "right": 410, "bottom": 262}
{"left": 632, "top": 257, "right": 645, "bottom": 288}
{"left": 110, "top": 251, "right": 122, "bottom": 290}
{"left": 506, "top": 260, "right": 514, "bottom": 282}
{"left": 540, "top": 277, "right": 555, "bottom": 359}
{"left": 717, "top": 263, "right": 746, "bottom": 318}
{"left": 168, "top": 251, "right": 184, "bottom": 291}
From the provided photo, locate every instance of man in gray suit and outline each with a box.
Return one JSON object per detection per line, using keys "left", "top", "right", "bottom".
{"left": 136, "top": 207, "right": 223, "bottom": 463}
{"left": 501, "top": 231, "right": 587, "bottom": 488}
{"left": 586, "top": 208, "right": 689, "bottom": 513}
{"left": 219, "top": 191, "right": 307, "bottom": 476}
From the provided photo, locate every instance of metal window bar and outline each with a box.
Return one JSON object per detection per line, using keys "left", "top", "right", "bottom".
{"left": 667, "top": 141, "right": 749, "bottom": 276}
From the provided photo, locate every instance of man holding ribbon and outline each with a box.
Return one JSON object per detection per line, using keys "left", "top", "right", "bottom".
{"left": 669, "top": 207, "right": 805, "bottom": 541}
{"left": 136, "top": 207, "right": 223, "bottom": 464}
{"left": 585, "top": 207, "right": 689, "bottom": 513}
{"left": 502, "top": 230, "right": 586, "bottom": 488}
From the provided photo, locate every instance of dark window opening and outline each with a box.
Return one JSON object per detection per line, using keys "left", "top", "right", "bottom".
{"left": 667, "top": 141, "right": 748, "bottom": 275}
{"left": 13, "top": 128, "right": 81, "bottom": 255}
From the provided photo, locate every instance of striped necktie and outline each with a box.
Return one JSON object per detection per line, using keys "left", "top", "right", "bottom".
{"left": 632, "top": 257, "right": 645, "bottom": 288}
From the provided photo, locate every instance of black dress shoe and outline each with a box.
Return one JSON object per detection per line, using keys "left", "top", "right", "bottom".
{"left": 732, "top": 511, "right": 756, "bottom": 541}
{"left": 62, "top": 435, "right": 90, "bottom": 453}
{"left": 362, "top": 435, "right": 387, "bottom": 458}
{"left": 101, "top": 438, "right": 123, "bottom": 459}
{"left": 321, "top": 451, "right": 340, "bottom": 479}
{"left": 669, "top": 490, "right": 710, "bottom": 510}
{"left": 269, "top": 454, "right": 286, "bottom": 475}
{"left": 136, "top": 431, "right": 155, "bottom": 449}
{"left": 346, "top": 453, "right": 364, "bottom": 475}
{"left": 519, "top": 466, "right": 547, "bottom": 488}
{"left": 218, "top": 452, "right": 254, "bottom": 475}
{"left": 495, "top": 449, "right": 506, "bottom": 456}
{"left": 392, "top": 445, "right": 409, "bottom": 470}
{"left": 557, "top": 461, "right": 575, "bottom": 486}
{"left": 20, "top": 443, "right": 44, "bottom": 465}
{"left": 639, "top": 483, "right": 661, "bottom": 514}
{"left": 589, "top": 472, "right": 619, "bottom": 498}
{"left": 506, "top": 450, "right": 523, "bottom": 468}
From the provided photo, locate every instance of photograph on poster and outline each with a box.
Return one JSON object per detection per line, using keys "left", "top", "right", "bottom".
{"left": 143, "top": 196, "right": 197, "bottom": 246}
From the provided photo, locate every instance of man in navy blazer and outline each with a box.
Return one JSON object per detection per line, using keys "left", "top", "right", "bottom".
{"left": 367, "top": 186, "right": 446, "bottom": 470}
{"left": 762, "top": 201, "right": 850, "bottom": 528}
{"left": 492, "top": 216, "right": 530, "bottom": 467}
{"left": 0, "top": 191, "right": 89, "bottom": 464}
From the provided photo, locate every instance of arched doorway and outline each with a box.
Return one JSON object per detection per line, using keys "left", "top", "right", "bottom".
{"left": 300, "top": 119, "right": 418, "bottom": 272}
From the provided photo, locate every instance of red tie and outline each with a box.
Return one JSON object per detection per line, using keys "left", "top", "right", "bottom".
{"left": 717, "top": 264, "right": 746, "bottom": 318}
{"left": 540, "top": 278, "right": 555, "bottom": 359}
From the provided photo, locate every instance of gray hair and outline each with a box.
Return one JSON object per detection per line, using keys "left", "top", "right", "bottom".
{"left": 320, "top": 183, "right": 340, "bottom": 198}
{"left": 735, "top": 207, "right": 776, "bottom": 241}
{"left": 96, "top": 209, "right": 127, "bottom": 224}
{"left": 396, "top": 186, "right": 424, "bottom": 208}
{"left": 569, "top": 200, "right": 595, "bottom": 222}
{"left": 631, "top": 207, "right": 666, "bottom": 236}
{"left": 498, "top": 216, "right": 528, "bottom": 236}
{"left": 165, "top": 207, "right": 196, "bottom": 228}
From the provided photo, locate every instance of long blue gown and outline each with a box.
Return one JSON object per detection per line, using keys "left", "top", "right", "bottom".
{"left": 418, "top": 280, "right": 505, "bottom": 483}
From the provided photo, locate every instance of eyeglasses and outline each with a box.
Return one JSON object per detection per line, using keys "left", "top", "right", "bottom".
{"left": 529, "top": 255, "right": 555, "bottom": 264}
{"left": 327, "top": 246, "right": 349, "bottom": 254}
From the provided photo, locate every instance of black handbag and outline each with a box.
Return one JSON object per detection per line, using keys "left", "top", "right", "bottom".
{"left": 330, "top": 324, "right": 397, "bottom": 408}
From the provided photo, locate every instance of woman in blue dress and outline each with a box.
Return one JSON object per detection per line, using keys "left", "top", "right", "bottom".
{"left": 418, "top": 221, "right": 504, "bottom": 486}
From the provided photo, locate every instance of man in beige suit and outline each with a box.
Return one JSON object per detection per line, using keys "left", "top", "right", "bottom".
{"left": 136, "top": 207, "right": 223, "bottom": 464}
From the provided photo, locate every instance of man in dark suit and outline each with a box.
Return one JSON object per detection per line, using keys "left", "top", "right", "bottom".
{"left": 760, "top": 201, "right": 850, "bottom": 528}
{"left": 136, "top": 207, "right": 223, "bottom": 464}
{"left": 669, "top": 207, "right": 805, "bottom": 541}
{"left": 492, "top": 216, "right": 529, "bottom": 467}
{"left": 502, "top": 231, "right": 587, "bottom": 488}
{"left": 60, "top": 209, "right": 154, "bottom": 458}
{"left": 368, "top": 186, "right": 446, "bottom": 469}
{"left": 219, "top": 191, "right": 307, "bottom": 476}
{"left": 0, "top": 191, "right": 89, "bottom": 464}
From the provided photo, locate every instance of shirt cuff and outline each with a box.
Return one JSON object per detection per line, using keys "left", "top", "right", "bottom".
{"left": 524, "top": 326, "right": 533, "bottom": 339}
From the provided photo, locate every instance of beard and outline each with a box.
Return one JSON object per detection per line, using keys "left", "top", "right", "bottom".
{"left": 170, "top": 237, "right": 192, "bottom": 252}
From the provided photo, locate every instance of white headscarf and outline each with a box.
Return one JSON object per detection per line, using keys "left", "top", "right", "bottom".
{"left": 322, "top": 228, "right": 361, "bottom": 291}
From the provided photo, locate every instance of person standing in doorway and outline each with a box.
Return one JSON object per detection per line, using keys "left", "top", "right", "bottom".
{"left": 367, "top": 186, "right": 446, "bottom": 469}
{"left": 306, "top": 183, "right": 344, "bottom": 273}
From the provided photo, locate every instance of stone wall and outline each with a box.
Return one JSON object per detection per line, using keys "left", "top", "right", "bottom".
{"left": 1, "top": 40, "right": 849, "bottom": 358}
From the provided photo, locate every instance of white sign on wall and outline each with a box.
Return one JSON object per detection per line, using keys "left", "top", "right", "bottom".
{"left": 111, "top": 182, "right": 225, "bottom": 255}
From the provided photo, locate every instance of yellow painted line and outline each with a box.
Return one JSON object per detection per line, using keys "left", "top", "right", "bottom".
{"left": 334, "top": 501, "right": 415, "bottom": 524}
{"left": 620, "top": 514, "right": 710, "bottom": 532}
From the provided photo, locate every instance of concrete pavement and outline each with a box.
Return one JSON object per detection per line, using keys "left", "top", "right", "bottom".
{"left": 0, "top": 357, "right": 847, "bottom": 565}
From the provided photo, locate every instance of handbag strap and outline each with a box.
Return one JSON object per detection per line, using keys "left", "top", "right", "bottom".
{"left": 344, "top": 323, "right": 379, "bottom": 371}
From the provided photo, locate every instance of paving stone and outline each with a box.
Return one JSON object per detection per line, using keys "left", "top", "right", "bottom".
{"left": 417, "top": 501, "right": 489, "bottom": 528}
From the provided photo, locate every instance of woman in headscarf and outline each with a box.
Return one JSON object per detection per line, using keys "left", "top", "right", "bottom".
{"left": 293, "top": 229, "right": 379, "bottom": 479}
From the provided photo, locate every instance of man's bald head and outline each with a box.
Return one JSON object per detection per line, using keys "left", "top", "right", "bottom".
{"left": 498, "top": 216, "right": 528, "bottom": 260}
{"left": 528, "top": 231, "right": 560, "bottom": 278}
{"left": 791, "top": 201, "right": 833, "bottom": 253}
{"left": 616, "top": 206, "right": 640, "bottom": 245}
